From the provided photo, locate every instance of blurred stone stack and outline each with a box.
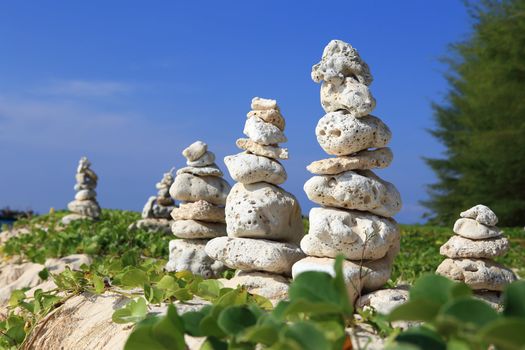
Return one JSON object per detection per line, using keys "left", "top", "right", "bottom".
{"left": 292, "top": 40, "right": 402, "bottom": 304}
{"left": 131, "top": 169, "right": 176, "bottom": 234}
{"left": 165, "top": 141, "right": 230, "bottom": 278}
{"left": 62, "top": 157, "right": 102, "bottom": 225}
{"left": 205, "top": 97, "right": 305, "bottom": 303}
{"left": 437, "top": 205, "right": 516, "bottom": 298}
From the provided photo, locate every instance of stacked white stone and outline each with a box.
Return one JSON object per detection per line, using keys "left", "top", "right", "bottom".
{"left": 165, "top": 141, "right": 231, "bottom": 278}
{"left": 437, "top": 205, "right": 516, "bottom": 292}
{"left": 62, "top": 157, "right": 102, "bottom": 225}
{"left": 132, "top": 169, "right": 176, "bottom": 234}
{"left": 205, "top": 97, "right": 305, "bottom": 302}
{"left": 292, "top": 40, "right": 403, "bottom": 304}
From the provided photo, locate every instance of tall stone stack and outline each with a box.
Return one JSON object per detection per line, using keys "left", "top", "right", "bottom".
{"left": 437, "top": 205, "right": 516, "bottom": 295}
{"left": 205, "top": 97, "right": 305, "bottom": 303}
{"left": 62, "top": 156, "right": 102, "bottom": 225}
{"left": 130, "top": 169, "right": 176, "bottom": 234}
{"left": 292, "top": 40, "right": 402, "bottom": 304}
{"left": 165, "top": 141, "right": 230, "bottom": 278}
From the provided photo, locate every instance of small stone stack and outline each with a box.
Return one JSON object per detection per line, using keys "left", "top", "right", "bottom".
{"left": 437, "top": 205, "right": 517, "bottom": 295}
{"left": 131, "top": 169, "right": 176, "bottom": 234}
{"left": 292, "top": 40, "right": 402, "bottom": 304}
{"left": 165, "top": 141, "right": 231, "bottom": 278}
{"left": 62, "top": 157, "right": 102, "bottom": 225}
{"left": 205, "top": 97, "right": 305, "bottom": 303}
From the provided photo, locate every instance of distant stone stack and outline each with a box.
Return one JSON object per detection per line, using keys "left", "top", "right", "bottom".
{"left": 165, "top": 141, "right": 230, "bottom": 278}
{"left": 292, "top": 40, "right": 402, "bottom": 304}
{"left": 62, "top": 157, "right": 102, "bottom": 225}
{"left": 131, "top": 169, "right": 176, "bottom": 234}
{"left": 437, "top": 205, "right": 516, "bottom": 294}
{"left": 205, "top": 97, "right": 305, "bottom": 303}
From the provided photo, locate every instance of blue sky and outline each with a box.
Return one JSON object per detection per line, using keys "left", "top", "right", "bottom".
{"left": 0, "top": 1, "right": 472, "bottom": 223}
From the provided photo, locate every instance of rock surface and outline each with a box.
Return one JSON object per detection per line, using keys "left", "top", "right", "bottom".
{"left": 165, "top": 239, "right": 226, "bottom": 278}
{"left": 355, "top": 287, "right": 410, "bottom": 314}
{"left": 183, "top": 140, "right": 207, "bottom": 161}
{"left": 170, "top": 200, "right": 225, "bottom": 223}
{"left": 453, "top": 218, "right": 501, "bottom": 240}
{"left": 170, "top": 173, "right": 231, "bottom": 206}
{"left": 130, "top": 218, "right": 171, "bottom": 234}
{"left": 460, "top": 205, "right": 498, "bottom": 226}
{"left": 251, "top": 97, "right": 278, "bottom": 110}
{"left": 67, "top": 200, "right": 101, "bottom": 218}
{"left": 320, "top": 79, "right": 375, "bottom": 116}
{"left": 243, "top": 116, "right": 287, "bottom": 145}
{"left": 177, "top": 164, "right": 223, "bottom": 177}
{"left": 186, "top": 151, "right": 215, "bottom": 167}
{"left": 440, "top": 235, "right": 509, "bottom": 259}
{"left": 236, "top": 138, "right": 289, "bottom": 160}
{"left": 171, "top": 220, "right": 226, "bottom": 239}
{"left": 307, "top": 148, "right": 392, "bottom": 175}
{"left": 220, "top": 271, "right": 290, "bottom": 305}
{"left": 247, "top": 109, "right": 285, "bottom": 131}
{"left": 224, "top": 152, "right": 287, "bottom": 185}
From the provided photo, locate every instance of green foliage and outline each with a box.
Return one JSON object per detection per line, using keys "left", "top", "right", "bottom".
{"left": 424, "top": 0, "right": 525, "bottom": 226}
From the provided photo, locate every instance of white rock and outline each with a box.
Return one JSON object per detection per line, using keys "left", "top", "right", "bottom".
{"left": 130, "top": 218, "right": 171, "bottom": 234}
{"left": 436, "top": 258, "right": 516, "bottom": 291}
{"left": 311, "top": 39, "right": 373, "bottom": 86}
{"left": 224, "top": 152, "right": 287, "bottom": 185}
{"left": 251, "top": 97, "right": 277, "bottom": 110}
{"left": 165, "top": 239, "right": 226, "bottom": 278}
{"left": 236, "top": 138, "right": 289, "bottom": 160}
{"left": 205, "top": 237, "right": 305, "bottom": 275}
{"left": 182, "top": 141, "right": 208, "bottom": 161}
{"left": 247, "top": 109, "right": 285, "bottom": 131}
{"left": 453, "top": 218, "right": 501, "bottom": 240}
{"left": 219, "top": 271, "right": 289, "bottom": 305}
{"left": 320, "top": 79, "right": 376, "bottom": 116}
{"left": 225, "top": 182, "right": 304, "bottom": 243}
{"left": 460, "top": 205, "right": 498, "bottom": 226}
{"left": 141, "top": 196, "right": 157, "bottom": 219}
{"left": 440, "top": 235, "right": 509, "bottom": 259}
{"left": 301, "top": 207, "right": 400, "bottom": 260}
{"left": 307, "top": 148, "right": 393, "bottom": 175}
{"left": 316, "top": 112, "right": 391, "bottom": 156}
{"left": 61, "top": 214, "right": 93, "bottom": 225}
{"left": 170, "top": 173, "right": 231, "bottom": 206}
{"left": 171, "top": 220, "right": 226, "bottom": 239}
{"left": 75, "top": 189, "right": 96, "bottom": 201}
{"left": 170, "top": 200, "right": 225, "bottom": 223}
{"left": 356, "top": 287, "right": 410, "bottom": 314}
{"left": 177, "top": 164, "right": 223, "bottom": 177}
{"left": 304, "top": 170, "right": 402, "bottom": 218}
{"left": 67, "top": 199, "right": 101, "bottom": 218}
{"left": 243, "top": 116, "right": 287, "bottom": 145}
{"left": 187, "top": 151, "right": 215, "bottom": 167}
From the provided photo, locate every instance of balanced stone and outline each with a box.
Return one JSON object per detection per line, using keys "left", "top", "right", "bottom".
{"left": 243, "top": 116, "right": 287, "bottom": 145}
{"left": 182, "top": 141, "right": 207, "bottom": 162}
{"left": 224, "top": 152, "right": 287, "bottom": 185}
{"left": 225, "top": 182, "right": 304, "bottom": 243}
{"left": 170, "top": 200, "right": 225, "bottom": 223}
{"left": 187, "top": 151, "right": 215, "bottom": 167}
{"left": 220, "top": 271, "right": 290, "bottom": 305}
{"left": 75, "top": 189, "right": 96, "bottom": 201}
{"left": 171, "top": 220, "right": 226, "bottom": 239}
{"left": 304, "top": 170, "right": 402, "bottom": 217}
{"left": 170, "top": 173, "right": 231, "bottom": 206}
{"left": 301, "top": 207, "right": 400, "bottom": 260}
{"left": 177, "top": 164, "right": 223, "bottom": 177}
{"left": 307, "top": 148, "right": 393, "bottom": 175}
{"left": 236, "top": 138, "right": 289, "bottom": 160}
{"left": 436, "top": 258, "right": 516, "bottom": 291}
{"left": 460, "top": 205, "right": 498, "bottom": 226}
{"left": 320, "top": 79, "right": 376, "bottom": 116}
{"left": 251, "top": 97, "right": 278, "bottom": 110}
{"left": 440, "top": 235, "right": 509, "bottom": 259}
{"left": 247, "top": 109, "right": 285, "bottom": 131}
{"left": 67, "top": 200, "right": 101, "bottom": 218}
{"left": 453, "top": 218, "right": 501, "bottom": 240}
{"left": 316, "top": 112, "right": 391, "bottom": 156}
{"left": 133, "top": 218, "right": 172, "bottom": 235}
{"left": 356, "top": 288, "right": 410, "bottom": 314}
{"left": 166, "top": 239, "right": 226, "bottom": 278}
{"left": 205, "top": 237, "right": 305, "bottom": 275}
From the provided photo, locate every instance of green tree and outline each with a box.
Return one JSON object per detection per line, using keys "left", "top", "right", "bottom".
{"left": 423, "top": 0, "right": 525, "bottom": 226}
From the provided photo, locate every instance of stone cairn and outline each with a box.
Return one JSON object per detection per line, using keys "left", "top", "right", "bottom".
{"left": 205, "top": 97, "right": 305, "bottom": 303}
{"left": 130, "top": 169, "right": 176, "bottom": 234}
{"left": 166, "top": 141, "right": 231, "bottom": 278}
{"left": 62, "top": 156, "right": 102, "bottom": 225}
{"left": 292, "top": 40, "right": 403, "bottom": 304}
{"left": 437, "top": 205, "right": 516, "bottom": 303}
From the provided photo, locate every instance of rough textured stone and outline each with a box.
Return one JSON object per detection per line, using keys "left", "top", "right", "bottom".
{"left": 243, "top": 116, "right": 287, "bottom": 145}
{"left": 170, "top": 173, "right": 230, "bottom": 206}
{"left": 171, "top": 220, "right": 226, "bottom": 239}
{"left": 205, "top": 237, "right": 305, "bottom": 275}
{"left": 304, "top": 170, "right": 402, "bottom": 217}
{"left": 320, "top": 79, "right": 375, "bottom": 116}
{"left": 170, "top": 200, "right": 225, "bottom": 223}
{"left": 187, "top": 151, "right": 215, "bottom": 167}
{"left": 177, "top": 164, "right": 223, "bottom": 177}
{"left": 460, "top": 205, "right": 498, "bottom": 226}
{"left": 356, "top": 287, "right": 410, "bottom": 314}
{"left": 436, "top": 258, "right": 516, "bottom": 291}
{"left": 247, "top": 109, "right": 285, "bottom": 131}
{"left": 165, "top": 239, "right": 226, "bottom": 278}
{"left": 311, "top": 39, "right": 373, "bottom": 86}
{"left": 474, "top": 291, "right": 503, "bottom": 311}
{"left": 75, "top": 189, "right": 96, "bottom": 201}
{"left": 440, "top": 235, "right": 509, "bottom": 259}
{"left": 224, "top": 152, "right": 287, "bottom": 185}
{"left": 236, "top": 138, "right": 289, "bottom": 160}
{"left": 225, "top": 182, "right": 304, "bottom": 243}
{"left": 67, "top": 199, "right": 101, "bottom": 218}
{"left": 220, "top": 271, "right": 289, "bottom": 305}
{"left": 61, "top": 214, "right": 93, "bottom": 225}
{"left": 307, "top": 148, "right": 393, "bottom": 175}
{"left": 316, "top": 112, "right": 391, "bottom": 156}
{"left": 130, "top": 218, "right": 171, "bottom": 234}
{"left": 301, "top": 207, "right": 400, "bottom": 260}
{"left": 182, "top": 141, "right": 207, "bottom": 162}
{"left": 251, "top": 97, "right": 278, "bottom": 110}
{"left": 453, "top": 218, "right": 501, "bottom": 240}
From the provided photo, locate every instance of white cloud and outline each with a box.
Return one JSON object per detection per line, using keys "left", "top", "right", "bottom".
{"left": 35, "top": 79, "right": 134, "bottom": 97}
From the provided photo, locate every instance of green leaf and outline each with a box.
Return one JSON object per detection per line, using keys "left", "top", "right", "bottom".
{"left": 121, "top": 268, "right": 149, "bottom": 288}
{"left": 144, "top": 283, "right": 165, "bottom": 304}
{"left": 200, "top": 337, "right": 228, "bottom": 350}
{"left": 394, "top": 326, "right": 446, "bottom": 350}
{"left": 281, "top": 322, "right": 331, "bottom": 350}
{"left": 112, "top": 298, "right": 148, "bottom": 324}
{"left": 181, "top": 310, "right": 207, "bottom": 336}
{"left": 439, "top": 297, "right": 499, "bottom": 328}
{"left": 151, "top": 305, "right": 185, "bottom": 350}
{"left": 388, "top": 299, "right": 442, "bottom": 322}
{"left": 38, "top": 268, "right": 49, "bottom": 280}
{"left": 409, "top": 274, "right": 470, "bottom": 305}
{"left": 123, "top": 316, "right": 169, "bottom": 350}
{"left": 217, "top": 305, "right": 258, "bottom": 335}
{"left": 479, "top": 317, "right": 525, "bottom": 350}
{"left": 503, "top": 280, "right": 525, "bottom": 318}
{"left": 238, "top": 324, "right": 280, "bottom": 346}
{"left": 91, "top": 274, "right": 105, "bottom": 294}
{"left": 284, "top": 299, "right": 344, "bottom": 317}
{"left": 8, "top": 290, "right": 26, "bottom": 307}
{"left": 196, "top": 279, "right": 222, "bottom": 301}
